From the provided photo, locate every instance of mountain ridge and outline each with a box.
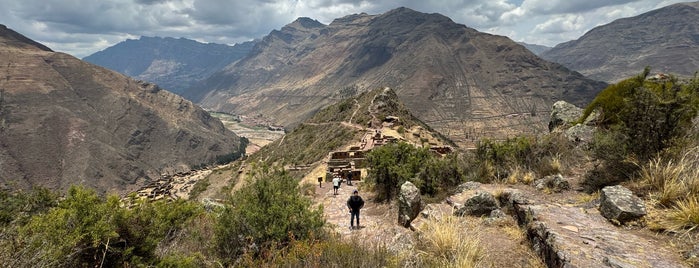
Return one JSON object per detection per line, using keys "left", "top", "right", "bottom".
{"left": 541, "top": 1, "right": 699, "bottom": 82}
{"left": 184, "top": 8, "right": 606, "bottom": 147}
{"left": 83, "top": 36, "right": 255, "bottom": 95}
{"left": 0, "top": 25, "right": 245, "bottom": 194}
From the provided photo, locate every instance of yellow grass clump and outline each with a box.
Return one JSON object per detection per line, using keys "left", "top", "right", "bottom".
{"left": 410, "top": 215, "right": 484, "bottom": 268}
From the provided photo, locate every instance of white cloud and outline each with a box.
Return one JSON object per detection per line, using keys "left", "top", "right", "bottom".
{"left": 534, "top": 14, "right": 585, "bottom": 34}
{"left": 0, "top": 0, "right": 691, "bottom": 57}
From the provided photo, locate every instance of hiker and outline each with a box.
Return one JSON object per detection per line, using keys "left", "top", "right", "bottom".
{"left": 332, "top": 175, "right": 341, "bottom": 195}
{"left": 347, "top": 189, "right": 364, "bottom": 229}
{"left": 347, "top": 172, "right": 353, "bottom": 186}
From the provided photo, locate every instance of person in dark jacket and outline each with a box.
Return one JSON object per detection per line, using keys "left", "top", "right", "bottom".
{"left": 346, "top": 189, "right": 365, "bottom": 229}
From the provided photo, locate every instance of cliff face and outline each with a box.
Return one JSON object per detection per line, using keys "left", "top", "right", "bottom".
{"left": 0, "top": 25, "right": 245, "bottom": 194}
{"left": 83, "top": 36, "right": 255, "bottom": 95}
{"left": 542, "top": 2, "right": 699, "bottom": 83}
{"left": 184, "top": 8, "right": 605, "bottom": 147}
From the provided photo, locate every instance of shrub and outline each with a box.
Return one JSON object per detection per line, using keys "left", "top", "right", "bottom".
{"left": 215, "top": 165, "right": 325, "bottom": 261}
{"left": 474, "top": 137, "right": 534, "bottom": 182}
{"left": 584, "top": 69, "right": 699, "bottom": 162}
{"left": 0, "top": 186, "right": 58, "bottom": 226}
{"left": 366, "top": 142, "right": 432, "bottom": 202}
{"left": 5, "top": 186, "right": 203, "bottom": 267}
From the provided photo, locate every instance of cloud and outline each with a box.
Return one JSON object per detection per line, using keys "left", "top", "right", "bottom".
{"left": 520, "top": 0, "right": 640, "bottom": 15}
{"left": 0, "top": 0, "right": 690, "bottom": 57}
{"left": 534, "top": 14, "right": 585, "bottom": 34}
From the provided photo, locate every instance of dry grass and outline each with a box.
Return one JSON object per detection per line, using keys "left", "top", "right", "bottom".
{"left": 639, "top": 146, "right": 699, "bottom": 207}
{"left": 639, "top": 146, "right": 699, "bottom": 232}
{"left": 536, "top": 154, "right": 563, "bottom": 177}
{"left": 661, "top": 197, "right": 699, "bottom": 233}
{"left": 506, "top": 166, "right": 536, "bottom": 185}
{"left": 407, "top": 215, "right": 484, "bottom": 268}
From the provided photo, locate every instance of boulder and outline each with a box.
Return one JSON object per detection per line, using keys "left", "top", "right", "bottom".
{"left": 534, "top": 174, "right": 570, "bottom": 192}
{"left": 564, "top": 123, "right": 595, "bottom": 144}
{"left": 549, "top": 101, "right": 583, "bottom": 132}
{"left": 454, "top": 191, "right": 499, "bottom": 217}
{"left": 398, "top": 181, "right": 422, "bottom": 227}
{"left": 599, "top": 185, "right": 647, "bottom": 224}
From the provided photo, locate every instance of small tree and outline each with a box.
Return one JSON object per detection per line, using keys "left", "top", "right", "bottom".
{"left": 215, "top": 165, "right": 324, "bottom": 261}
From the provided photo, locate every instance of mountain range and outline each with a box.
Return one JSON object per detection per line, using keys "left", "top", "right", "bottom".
{"left": 83, "top": 36, "right": 255, "bottom": 95}
{"left": 542, "top": 1, "right": 699, "bottom": 83}
{"left": 182, "top": 8, "right": 606, "bottom": 146}
{"left": 0, "top": 25, "right": 245, "bottom": 194}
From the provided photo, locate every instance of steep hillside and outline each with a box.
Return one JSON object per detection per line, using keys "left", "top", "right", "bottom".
{"left": 83, "top": 36, "right": 255, "bottom": 95}
{"left": 0, "top": 25, "right": 245, "bottom": 194}
{"left": 184, "top": 8, "right": 606, "bottom": 147}
{"left": 542, "top": 2, "right": 699, "bottom": 83}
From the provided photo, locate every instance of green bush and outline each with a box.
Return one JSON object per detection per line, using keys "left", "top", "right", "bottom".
{"left": 580, "top": 70, "right": 699, "bottom": 191}
{"left": 474, "top": 137, "right": 534, "bottom": 181}
{"left": 366, "top": 142, "right": 432, "bottom": 202}
{"left": 0, "top": 186, "right": 58, "bottom": 226}
{"left": 583, "top": 69, "right": 699, "bottom": 162}
{"left": 215, "top": 165, "right": 325, "bottom": 261}
{"left": 3, "top": 186, "right": 203, "bottom": 267}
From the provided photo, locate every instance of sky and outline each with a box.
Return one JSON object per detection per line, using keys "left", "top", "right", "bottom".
{"left": 0, "top": 0, "right": 691, "bottom": 58}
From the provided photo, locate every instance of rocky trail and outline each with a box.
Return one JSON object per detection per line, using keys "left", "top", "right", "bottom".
{"left": 308, "top": 176, "right": 690, "bottom": 267}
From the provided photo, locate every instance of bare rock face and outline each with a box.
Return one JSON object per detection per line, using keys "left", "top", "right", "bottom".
{"left": 599, "top": 185, "right": 647, "bottom": 224}
{"left": 185, "top": 8, "right": 606, "bottom": 147}
{"left": 0, "top": 25, "right": 245, "bottom": 194}
{"left": 542, "top": 2, "right": 699, "bottom": 83}
{"left": 454, "top": 191, "right": 499, "bottom": 217}
{"left": 398, "top": 181, "right": 422, "bottom": 227}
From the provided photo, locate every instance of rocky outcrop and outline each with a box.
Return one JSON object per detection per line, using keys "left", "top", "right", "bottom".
{"left": 548, "top": 100, "right": 598, "bottom": 144}
{"left": 549, "top": 101, "right": 584, "bottom": 131}
{"left": 507, "top": 189, "right": 685, "bottom": 267}
{"left": 398, "top": 181, "right": 422, "bottom": 227}
{"left": 534, "top": 174, "right": 571, "bottom": 193}
{"left": 599, "top": 185, "right": 647, "bottom": 224}
{"left": 454, "top": 191, "right": 499, "bottom": 217}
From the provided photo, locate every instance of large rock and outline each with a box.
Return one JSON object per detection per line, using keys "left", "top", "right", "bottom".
{"left": 599, "top": 185, "right": 647, "bottom": 224}
{"left": 534, "top": 174, "right": 571, "bottom": 193}
{"left": 454, "top": 191, "right": 499, "bottom": 217}
{"left": 564, "top": 123, "right": 595, "bottom": 144}
{"left": 398, "top": 181, "right": 422, "bottom": 227}
{"left": 549, "top": 101, "right": 583, "bottom": 132}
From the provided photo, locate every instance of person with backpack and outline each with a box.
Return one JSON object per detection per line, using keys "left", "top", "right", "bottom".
{"left": 346, "top": 189, "right": 365, "bottom": 229}
{"left": 332, "top": 175, "right": 341, "bottom": 195}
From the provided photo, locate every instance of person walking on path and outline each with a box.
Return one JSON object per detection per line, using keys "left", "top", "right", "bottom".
{"left": 347, "top": 189, "right": 365, "bottom": 229}
{"left": 332, "top": 176, "right": 341, "bottom": 195}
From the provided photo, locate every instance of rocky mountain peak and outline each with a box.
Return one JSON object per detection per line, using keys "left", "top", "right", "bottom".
{"left": 289, "top": 17, "right": 326, "bottom": 29}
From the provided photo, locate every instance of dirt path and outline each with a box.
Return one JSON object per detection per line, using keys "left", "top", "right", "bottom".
{"left": 311, "top": 181, "right": 412, "bottom": 246}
